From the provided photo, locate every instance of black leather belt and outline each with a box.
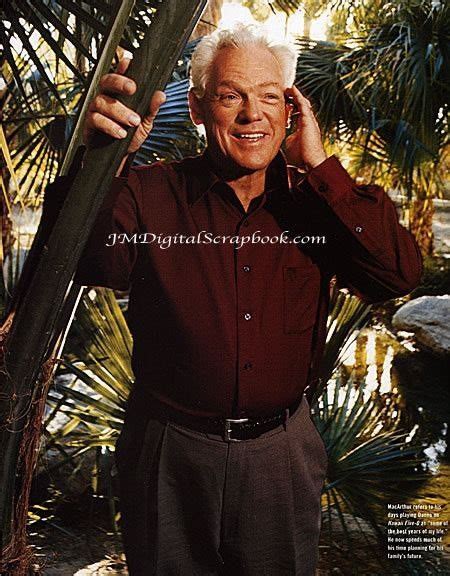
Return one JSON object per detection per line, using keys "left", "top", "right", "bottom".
{"left": 147, "top": 395, "right": 304, "bottom": 442}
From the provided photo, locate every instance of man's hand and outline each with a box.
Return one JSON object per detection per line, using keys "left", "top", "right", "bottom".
{"left": 83, "top": 57, "right": 166, "bottom": 156}
{"left": 284, "top": 86, "right": 327, "bottom": 171}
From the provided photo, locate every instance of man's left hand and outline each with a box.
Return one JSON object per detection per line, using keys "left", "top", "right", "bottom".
{"left": 284, "top": 86, "right": 327, "bottom": 171}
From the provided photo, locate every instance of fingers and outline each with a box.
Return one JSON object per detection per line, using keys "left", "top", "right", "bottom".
{"left": 88, "top": 112, "right": 128, "bottom": 139}
{"left": 99, "top": 71, "right": 136, "bottom": 97}
{"left": 285, "top": 85, "right": 314, "bottom": 117}
{"left": 85, "top": 58, "right": 138, "bottom": 144}
{"left": 90, "top": 93, "right": 141, "bottom": 128}
{"left": 150, "top": 91, "right": 167, "bottom": 115}
{"left": 84, "top": 55, "right": 166, "bottom": 148}
{"left": 141, "top": 90, "right": 166, "bottom": 129}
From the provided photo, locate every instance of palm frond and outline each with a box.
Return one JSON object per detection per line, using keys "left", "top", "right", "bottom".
{"left": 0, "top": 0, "right": 160, "bottom": 204}
{"left": 313, "top": 372, "right": 426, "bottom": 540}
{"left": 294, "top": 1, "right": 449, "bottom": 199}
{"left": 136, "top": 78, "right": 203, "bottom": 163}
{"left": 311, "top": 285, "right": 371, "bottom": 403}
{"left": 0, "top": 1, "right": 208, "bottom": 562}
{"left": 45, "top": 288, "right": 133, "bottom": 451}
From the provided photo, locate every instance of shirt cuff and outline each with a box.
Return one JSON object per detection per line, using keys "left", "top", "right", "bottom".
{"left": 305, "top": 155, "right": 355, "bottom": 207}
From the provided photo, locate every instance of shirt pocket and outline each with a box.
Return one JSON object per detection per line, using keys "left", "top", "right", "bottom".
{"left": 283, "top": 266, "right": 318, "bottom": 334}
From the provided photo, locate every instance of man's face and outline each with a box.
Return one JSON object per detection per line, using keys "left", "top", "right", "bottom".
{"left": 189, "top": 46, "right": 290, "bottom": 175}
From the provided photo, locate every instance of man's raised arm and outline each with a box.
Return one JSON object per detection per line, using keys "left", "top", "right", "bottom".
{"left": 284, "top": 85, "right": 422, "bottom": 303}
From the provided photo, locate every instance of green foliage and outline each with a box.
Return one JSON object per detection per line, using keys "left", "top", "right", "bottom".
{"left": 313, "top": 373, "right": 424, "bottom": 534}
{"left": 295, "top": 0, "right": 449, "bottom": 198}
{"left": 312, "top": 286, "right": 372, "bottom": 403}
{"left": 45, "top": 289, "right": 131, "bottom": 458}
{"left": 2, "top": 0, "right": 442, "bottom": 567}
{"left": 411, "top": 255, "right": 450, "bottom": 297}
{"left": 136, "top": 77, "right": 203, "bottom": 164}
{"left": 0, "top": 1, "right": 208, "bottom": 564}
{"left": 1, "top": 2, "right": 202, "bottom": 204}
{"left": 241, "top": 0, "right": 273, "bottom": 22}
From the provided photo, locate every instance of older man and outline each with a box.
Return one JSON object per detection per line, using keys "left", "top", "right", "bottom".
{"left": 43, "top": 24, "right": 422, "bottom": 576}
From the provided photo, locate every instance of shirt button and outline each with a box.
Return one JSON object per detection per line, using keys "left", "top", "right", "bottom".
{"left": 318, "top": 184, "right": 328, "bottom": 193}
{"left": 243, "top": 220, "right": 250, "bottom": 227}
{"left": 355, "top": 225, "right": 363, "bottom": 233}
{"left": 244, "top": 312, "right": 252, "bottom": 321}
{"left": 243, "top": 265, "right": 251, "bottom": 272}
{"left": 243, "top": 362, "right": 253, "bottom": 370}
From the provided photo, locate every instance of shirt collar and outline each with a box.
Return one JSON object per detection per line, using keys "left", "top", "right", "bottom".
{"left": 186, "top": 148, "right": 292, "bottom": 207}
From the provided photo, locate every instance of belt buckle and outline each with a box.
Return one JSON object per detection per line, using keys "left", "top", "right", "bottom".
{"left": 224, "top": 417, "right": 249, "bottom": 442}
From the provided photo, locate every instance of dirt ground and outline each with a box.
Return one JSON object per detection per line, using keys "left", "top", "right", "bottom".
{"left": 26, "top": 497, "right": 429, "bottom": 576}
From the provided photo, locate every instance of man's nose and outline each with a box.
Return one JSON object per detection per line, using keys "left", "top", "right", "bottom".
{"left": 237, "top": 96, "right": 263, "bottom": 122}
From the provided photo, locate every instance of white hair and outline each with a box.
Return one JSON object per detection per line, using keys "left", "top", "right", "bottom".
{"left": 190, "top": 23, "right": 298, "bottom": 98}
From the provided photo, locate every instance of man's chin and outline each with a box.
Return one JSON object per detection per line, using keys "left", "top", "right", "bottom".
{"left": 228, "top": 151, "right": 277, "bottom": 174}
{"left": 206, "top": 145, "right": 279, "bottom": 178}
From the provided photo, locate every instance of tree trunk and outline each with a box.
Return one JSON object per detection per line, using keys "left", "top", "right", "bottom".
{"left": 0, "top": 1, "right": 207, "bottom": 573}
{"left": 410, "top": 197, "right": 434, "bottom": 257}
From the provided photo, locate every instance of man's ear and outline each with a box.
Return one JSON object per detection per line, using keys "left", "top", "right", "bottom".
{"left": 188, "top": 89, "right": 204, "bottom": 126}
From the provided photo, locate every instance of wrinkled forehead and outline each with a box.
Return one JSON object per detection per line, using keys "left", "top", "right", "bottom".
{"left": 206, "top": 45, "right": 285, "bottom": 92}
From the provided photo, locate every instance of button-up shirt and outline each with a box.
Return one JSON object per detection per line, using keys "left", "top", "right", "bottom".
{"left": 42, "top": 151, "right": 423, "bottom": 418}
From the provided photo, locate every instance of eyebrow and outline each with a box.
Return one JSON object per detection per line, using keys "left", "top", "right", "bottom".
{"left": 216, "top": 80, "right": 282, "bottom": 90}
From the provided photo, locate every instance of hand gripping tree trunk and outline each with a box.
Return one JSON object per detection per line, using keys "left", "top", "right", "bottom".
{"left": 0, "top": 1, "right": 207, "bottom": 572}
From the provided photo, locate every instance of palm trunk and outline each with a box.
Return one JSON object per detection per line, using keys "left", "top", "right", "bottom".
{"left": 0, "top": 1, "right": 136, "bottom": 571}
{"left": 0, "top": 1, "right": 207, "bottom": 572}
{"left": 411, "top": 196, "right": 434, "bottom": 257}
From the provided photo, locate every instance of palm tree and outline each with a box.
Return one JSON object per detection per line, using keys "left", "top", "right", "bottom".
{"left": 0, "top": 2, "right": 208, "bottom": 572}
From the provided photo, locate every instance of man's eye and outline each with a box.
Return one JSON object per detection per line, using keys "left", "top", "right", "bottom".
{"left": 263, "top": 93, "right": 280, "bottom": 101}
{"left": 220, "top": 94, "right": 239, "bottom": 101}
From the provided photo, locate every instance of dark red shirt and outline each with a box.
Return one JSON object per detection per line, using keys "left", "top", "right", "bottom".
{"left": 43, "top": 151, "right": 422, "bottom": 418}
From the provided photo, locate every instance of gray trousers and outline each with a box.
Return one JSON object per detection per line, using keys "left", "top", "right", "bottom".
{"left": 115, "top": 393, "right": 328, "bottom": 576}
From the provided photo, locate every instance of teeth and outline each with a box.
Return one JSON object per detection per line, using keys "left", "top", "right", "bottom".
{"left": 235, "top": 133, "right": 265, "bottom": 139}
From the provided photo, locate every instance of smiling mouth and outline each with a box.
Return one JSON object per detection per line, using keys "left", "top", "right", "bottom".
{"left": 232, "top": 132, "right": 267, "bottom": 141}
